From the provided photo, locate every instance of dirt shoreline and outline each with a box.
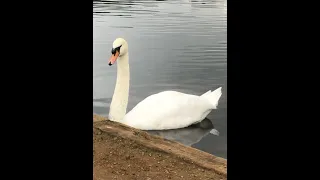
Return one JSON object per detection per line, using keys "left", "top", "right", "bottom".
{"left": 93, "top": 114, "right": 227, "bottom": 180}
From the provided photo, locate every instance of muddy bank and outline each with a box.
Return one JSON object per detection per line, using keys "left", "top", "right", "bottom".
{"left": 93, "top": 114, "right": 227, "bottom": 180}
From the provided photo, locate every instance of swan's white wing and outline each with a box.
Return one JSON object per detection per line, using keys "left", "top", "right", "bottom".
{"left": 122, "top": 91, "right": 213, "bottom": 130}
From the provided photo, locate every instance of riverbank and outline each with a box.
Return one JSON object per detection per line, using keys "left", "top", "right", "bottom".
{"left": 93, "top": 114, "right": 227, "bottom": 180}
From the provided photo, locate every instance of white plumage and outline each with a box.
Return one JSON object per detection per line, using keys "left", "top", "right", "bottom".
{"left": 123, "top": 88, "right": 222, "bottom": 130}
{"left": 108, "top": 38, "right": 222, "bottom": 131}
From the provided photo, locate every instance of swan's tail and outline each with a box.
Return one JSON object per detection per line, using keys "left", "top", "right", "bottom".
{"left": 201, "top": 90, "right": 212, "bottom": 97}
{"left": 210, "top": 128, "right": 220, "bottom": 136}
{"left": 201, "top": 87, "right": 222, "bottom": 109}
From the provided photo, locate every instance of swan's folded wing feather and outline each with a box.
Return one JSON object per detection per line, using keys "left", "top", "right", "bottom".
{"left": 123, "top": 91, "right": 212, "bottom": 130}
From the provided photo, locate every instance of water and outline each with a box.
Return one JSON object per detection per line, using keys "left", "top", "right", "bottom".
{"left": 93, "top": 0, "right": 227, "bottom": 159}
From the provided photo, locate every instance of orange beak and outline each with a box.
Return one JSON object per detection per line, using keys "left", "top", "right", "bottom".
{"left": 108, "top": 51, "right": 119, "bottom": 66}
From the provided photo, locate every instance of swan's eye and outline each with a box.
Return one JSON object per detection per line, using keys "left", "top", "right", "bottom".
{"left": 111, "top": 45, "right": 122, "bottom": 55}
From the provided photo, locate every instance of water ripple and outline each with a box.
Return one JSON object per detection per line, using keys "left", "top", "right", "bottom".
{"left": 93, "top": 0, "right": 227, "bottom": 159}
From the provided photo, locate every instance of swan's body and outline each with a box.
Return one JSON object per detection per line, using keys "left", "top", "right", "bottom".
{"left": 123, "top": 89, "right": 221, "bottom": 130}
{"left": 108, "top": 38, "right": 222, "bottom": 131}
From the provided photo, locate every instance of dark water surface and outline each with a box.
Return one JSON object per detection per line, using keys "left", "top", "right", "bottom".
{"left": 93, "top": 0, "right": 227, "bottom": 159}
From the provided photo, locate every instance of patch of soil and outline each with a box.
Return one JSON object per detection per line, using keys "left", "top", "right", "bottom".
{"left": 93, "top": 115, "right": 227, "bottom": 180}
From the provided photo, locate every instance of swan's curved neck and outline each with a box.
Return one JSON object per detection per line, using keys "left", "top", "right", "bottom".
{"left": 108, "top": 53, "right": 130, "bottom": 122}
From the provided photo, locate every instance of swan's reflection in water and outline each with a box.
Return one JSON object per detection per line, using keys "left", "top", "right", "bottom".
{"left": 146, "top": 118, "right": 218, "bottom": 146}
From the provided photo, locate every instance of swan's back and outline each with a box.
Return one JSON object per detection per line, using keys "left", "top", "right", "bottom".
{"left": 122, "top": 91, "right": 216, "bottom": 130}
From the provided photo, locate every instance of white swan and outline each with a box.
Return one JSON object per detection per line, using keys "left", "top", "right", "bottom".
{"left": 107, "top": 38, "right": 222, "bottom": 131}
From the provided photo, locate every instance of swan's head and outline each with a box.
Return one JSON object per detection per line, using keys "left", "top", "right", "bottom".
{"left": 108, "top": 38, "right": 129, "bottom": 66}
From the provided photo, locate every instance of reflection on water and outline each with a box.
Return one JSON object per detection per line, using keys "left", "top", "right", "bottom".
{"left": 93, "top": 0, "right": 227, "bottom": 159}
{"left": 147, "top": 118, "right": 216, "bottom": 146}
